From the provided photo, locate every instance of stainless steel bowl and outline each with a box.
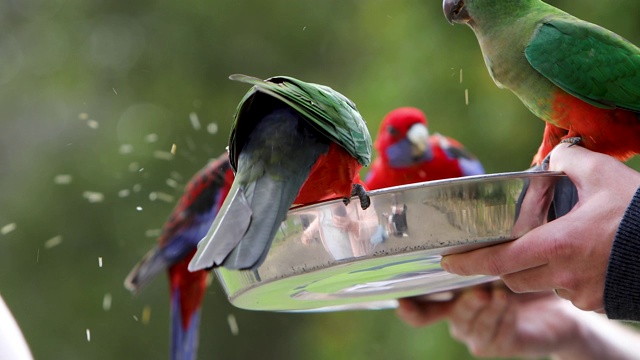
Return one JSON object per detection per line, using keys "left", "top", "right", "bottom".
{"left": 214, "top": 171, "right": 569, "bottom": 312}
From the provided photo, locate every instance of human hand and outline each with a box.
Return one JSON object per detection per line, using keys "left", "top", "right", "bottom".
{"left": 396, "top": 291, "right": 458, "bottom": 327}
{"left": 301, "top": 229, "right": 314, "bottom": 245}
{"left": 332, "top": 214, "right": 357, "bottom": 234}
{"left": 397, "top": 286, "right": 625, "bottom": 359}
{"left": 301, "top": 217, "right": 320, "bottom": 245}
{"left": 441, "top": 144, "right": 640, "bottom": 311}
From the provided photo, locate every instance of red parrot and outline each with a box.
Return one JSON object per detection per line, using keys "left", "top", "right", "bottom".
{"left": 365, "top": 107, "right": 484, "bottom": 190}
{"left": 124, "top": 153, "right": 234, "bottom": 360}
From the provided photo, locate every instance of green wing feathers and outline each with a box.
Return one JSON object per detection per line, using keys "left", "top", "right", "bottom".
{"left": 525, "top": 18, "right": 640, "bottom": 112}
{"left": 229, "top": 74, "right": 372, "bottom": 167}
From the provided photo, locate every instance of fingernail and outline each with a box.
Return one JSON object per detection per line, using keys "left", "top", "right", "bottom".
{"left": 441, "top": 256, "right": 456, "bottom": 273}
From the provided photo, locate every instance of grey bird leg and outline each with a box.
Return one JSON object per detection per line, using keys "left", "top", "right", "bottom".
{"left": 343, "top": 183, "right": 371, "bottom": 210}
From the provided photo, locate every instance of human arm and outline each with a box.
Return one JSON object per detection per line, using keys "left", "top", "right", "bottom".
{"left": 604, "top": 187, "right": 640, "bottom": 320}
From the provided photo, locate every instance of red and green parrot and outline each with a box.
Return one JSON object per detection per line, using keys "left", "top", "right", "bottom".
{"left": 124, "top": 153, "right": 234, "bottom": 360}
{"left": 444, "top": 0, "right": 640, "bottom": 166}
{"left": 365, "top": 107, "right": 484, "bottom": 190}
{"left": 188, "top": 74, "right": 372, "bottom": 271}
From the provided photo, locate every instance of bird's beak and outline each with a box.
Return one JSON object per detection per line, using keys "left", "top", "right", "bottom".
{"left": 407, "top": 123, "right": 429, "bottom": 156}
{"left": 443, "top": 0, "right": 468, "bottom": 25}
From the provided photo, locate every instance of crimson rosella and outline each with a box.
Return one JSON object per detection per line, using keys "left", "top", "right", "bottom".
{"left": 125, "top": 153, "right": 234, "bottom": 360}
{"left": 365, "top": 107, "right": 484, "bottom": 190}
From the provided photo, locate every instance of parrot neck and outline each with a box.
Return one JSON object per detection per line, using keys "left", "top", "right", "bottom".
{"left": 470, "top": 6, "right": 569, "bottom": 121}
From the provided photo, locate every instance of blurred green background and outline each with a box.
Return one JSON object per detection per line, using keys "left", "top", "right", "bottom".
{"left": 1, "top": 0, "right": 640, "bottom": 359}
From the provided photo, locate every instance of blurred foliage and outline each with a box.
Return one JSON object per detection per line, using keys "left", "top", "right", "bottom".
{"left": 1, "top": 0, "right": 640, "bottom": 359}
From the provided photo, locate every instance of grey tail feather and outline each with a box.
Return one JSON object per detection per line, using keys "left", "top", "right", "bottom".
{"left": 222, "top": 174, "right": 303, "bottom": 270}
{"left": 188, "top": 180, "right": 253, "bottom": 272}
{"left": 124, "top": 247, "right": 169, "bottom": 294}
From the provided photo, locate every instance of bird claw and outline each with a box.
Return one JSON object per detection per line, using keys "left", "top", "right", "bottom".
{"left": 560, "top": 137, "right": 582, "bottom": 147}
{"left": 347, "top": 184, "right": 371, "bottom": 210}
{"left": 540, "top": 137, "right": 582, "bottom": 171}
{"left": 540, "top": 154, "right": 551, "bottom": 171}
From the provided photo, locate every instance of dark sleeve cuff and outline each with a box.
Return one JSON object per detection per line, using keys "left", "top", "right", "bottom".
{"left": 604, "top": 187, "right": 640, "bottom": 321}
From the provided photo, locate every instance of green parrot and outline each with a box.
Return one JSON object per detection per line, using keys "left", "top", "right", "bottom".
{"left": 188, "top": 74, "right": 372, "bottom": 271}
{"left": 443, "top": 0, "right": 640, "bottom": 166}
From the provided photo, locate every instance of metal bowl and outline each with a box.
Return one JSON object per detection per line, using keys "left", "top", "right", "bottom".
{"left": 214, "top": 171, "right": 569, "bottom": 312}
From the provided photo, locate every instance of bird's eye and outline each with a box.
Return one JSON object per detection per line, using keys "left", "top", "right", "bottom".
{"left": 387, "top": 126, "right": 399, "bottom": 137}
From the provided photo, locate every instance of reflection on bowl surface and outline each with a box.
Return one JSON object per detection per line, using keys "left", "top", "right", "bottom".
{"left": 215, "top": 171, "right": 567, "bottom": 312}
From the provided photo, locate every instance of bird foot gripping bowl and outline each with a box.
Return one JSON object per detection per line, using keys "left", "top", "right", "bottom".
{"left": 214, "top": 171, "right": 574, "bottom": 312}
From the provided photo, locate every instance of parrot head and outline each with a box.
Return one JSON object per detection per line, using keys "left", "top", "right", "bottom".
{"left": 375, "top": 107, "right": 432, "bottom": 169}
{"left": 444, "top": 0, "right": 538, "bottom": 28}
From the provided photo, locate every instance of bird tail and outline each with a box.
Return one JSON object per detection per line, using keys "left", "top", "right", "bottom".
{"left": 189, "top": 107, "right": 329, "bottom": 271}
{"left": 124, "top": 247, "right": 169, "bottom": 293}
{"left": 189, "top": 163, "right": 313, "bottom": 271}
{"left": 222, "top": 173, "right": 303, "bottom": 269}
{"left": 188, "top": 179, "right": 253, "bottom": 271}
{"left": 189, "top": 172, "right": 305, "bottom": 271}
{"left": 169, "top": 287, "right": 202, "bottom": 360}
